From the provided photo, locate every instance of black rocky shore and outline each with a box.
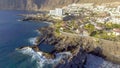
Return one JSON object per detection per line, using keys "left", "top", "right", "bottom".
{"left": 22, "top": 26, "right": 120, "bottom": 68}
{"left": 18, "top": 14, "right": 120, "bottom": 68}
{"left": 30, "top": 26, "right": 88, "bottom": 68}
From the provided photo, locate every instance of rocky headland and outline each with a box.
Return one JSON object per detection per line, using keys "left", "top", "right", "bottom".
{"left": 17, "top": 25, "right": 120, "bottom": 68}
{"left": 16, "top": 13, "right": 120, "bottom": 68}
{"left": 36, "top": 26, "right": 120, "bottom": 64}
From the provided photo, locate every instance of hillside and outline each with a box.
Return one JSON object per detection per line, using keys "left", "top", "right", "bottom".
{"left": 0, "top": 0, "right": 120, "bottom": 11}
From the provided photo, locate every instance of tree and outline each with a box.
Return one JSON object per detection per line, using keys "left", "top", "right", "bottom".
{"left": 84, "top": 24, "right": 95, "bottom": 33}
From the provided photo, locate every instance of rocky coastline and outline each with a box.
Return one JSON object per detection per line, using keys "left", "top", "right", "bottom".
{"left": 19, "top": 14, "right": 55, "bottom": 23}
{"left": 17, "top": 14, "right": 120, "bottom": 68}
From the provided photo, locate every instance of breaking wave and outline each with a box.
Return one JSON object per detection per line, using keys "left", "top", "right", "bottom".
{"left": 16, "top": 47, "right": 72, "bottom": 68}
{"left": 35, "top": 30, "right": 41, "bottom": 35}
{"left": 29, "top": 37, "right": 37, "bottom": 45}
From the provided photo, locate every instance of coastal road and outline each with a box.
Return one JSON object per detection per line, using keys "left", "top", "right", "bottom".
{"left": 59, "top": 30, "right": 88, "bottom": 37}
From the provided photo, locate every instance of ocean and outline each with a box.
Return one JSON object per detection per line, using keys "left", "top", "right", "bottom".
{"left": 0, "top": 10, "right": 72, "bottom": 68}
{"left": 0, "top": 10, "right": 49, "bottom": 68}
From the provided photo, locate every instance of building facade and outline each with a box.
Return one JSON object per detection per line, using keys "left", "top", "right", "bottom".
{"left": 49, "top": 8, "right": 63, "bottom": 16}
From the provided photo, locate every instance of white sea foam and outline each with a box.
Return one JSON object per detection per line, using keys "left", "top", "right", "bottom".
{"left": 35, "top": 30, "right": 41, "bottom": 35}
{"left": 29, "top": 37, "right": 37, "bottom": 45}
{"left": 17, "top": 47, "right": 120, "bottom": 68}
{"left": 43, "top": 21, "right": 53, "bottom": 25}
{"left": 17, "top": 47, "right": 72, "bottom": 68}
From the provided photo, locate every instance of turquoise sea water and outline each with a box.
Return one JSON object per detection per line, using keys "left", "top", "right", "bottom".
{"left": 0, "top": 10, "right": 49, "bottom": 68}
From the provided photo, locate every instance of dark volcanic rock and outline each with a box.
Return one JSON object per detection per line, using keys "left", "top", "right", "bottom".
{"left": 31, "top": 45, "right": 40, "bottom": 52}
{"left": 56, "top": 48, "right": 87, "bottom": 68}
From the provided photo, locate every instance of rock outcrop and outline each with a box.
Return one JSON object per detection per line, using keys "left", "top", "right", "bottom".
{"left": 37, "top": 26, "right": 120, "bottom": 66}
{"left": 17, "top": 25, "right": 120, "bottom": 68}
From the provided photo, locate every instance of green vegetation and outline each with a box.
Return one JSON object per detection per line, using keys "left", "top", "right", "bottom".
{"left": 91, "top": 30, "right": 117, "bottom": 41}
{"left": 84, "top": 23, "right": 95, "bottom": 33}
{"left": 55, "top": 28, "right": 60, "bottom": 35}
{"left": 63, "top": 29, "right": 74, "bottom": 33}
{"left": 105, "top": 22, "right": 120, "bottom": 29}
{"left": 54, "top": 20, "right": 62, "bottom": 28}
{"left": 53, "top": 16, "right": 120, "bottom": 41}
{"left": 54, "top": 20, "right": 63, "bottom": 35}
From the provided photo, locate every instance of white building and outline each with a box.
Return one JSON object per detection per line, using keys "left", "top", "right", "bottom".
{"left": 55, "top": 8, "right": 63, "bottom": 16}
{"left": 49, "top": 8, "right": 63, "bottom": 16}
{"left": 117, "top": 6, "right": 120, "bottom": 12}
{"left": 49, "top": 10, "right": 56, "bottom": 16}
{"left": 79, "top": 3, "right": 94, "bottom": 9}
{"left": 113, "top": 28, "right": 120, "bottom": 36}
{"left": 97, "top": 17, "right": 120, "bottom": 24}
{"left": 64, "top": 3, "right": 94, "bottom": 16}
{"left": 109, "top": 17, "right": 120, "bottom": 24}
{"left": 94, "top": 5, "right": 106, "bottom": 11}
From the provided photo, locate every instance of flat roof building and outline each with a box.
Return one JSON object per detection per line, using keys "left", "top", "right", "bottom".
{"left": 49, "top": 8, "right": 63, "bottom": 17}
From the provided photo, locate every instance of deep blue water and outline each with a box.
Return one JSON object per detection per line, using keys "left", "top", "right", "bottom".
{"left": 0, "top": 10, "right": 48, "bottom": 68}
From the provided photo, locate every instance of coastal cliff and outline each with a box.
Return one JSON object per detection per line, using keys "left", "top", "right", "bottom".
{"left": 27, "top": 25, "right": 120, "bottom": 68}
{"left": 37, "top": 26, "right": 120, "bottom": 64}
{"left": 19, "top": 14, "right": 120, "bottom": 65}
{"left": 16, "top": 13, "right": 120, "bottom": 67}
{"left": 0, "top": 0, "right": 120, "bottom": 11}
{"left": 17, "top": 25, "right": 120, "bottom": 68}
